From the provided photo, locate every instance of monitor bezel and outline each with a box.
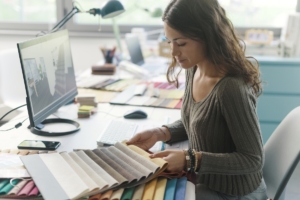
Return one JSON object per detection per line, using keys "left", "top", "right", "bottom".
{"left": 17, "top": 30, "right": 78, "bottom": 128}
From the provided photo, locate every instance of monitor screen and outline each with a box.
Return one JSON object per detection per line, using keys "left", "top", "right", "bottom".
{"left": 17, "top": 30, "right": 77, "bottom": 127}
{"left": 125, "top": 35, "right": 145, "bottom": 66}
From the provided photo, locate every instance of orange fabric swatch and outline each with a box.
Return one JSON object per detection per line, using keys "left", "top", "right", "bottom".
{"left": 89, "top": 193, "right": 102, "bottom": 200}
{"left": 100, "top": 190, "right": 113, "bottom": 200}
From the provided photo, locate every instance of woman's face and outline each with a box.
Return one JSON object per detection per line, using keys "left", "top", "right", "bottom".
{"left": 164, "top": 22, "right": 207, "bottom": 69}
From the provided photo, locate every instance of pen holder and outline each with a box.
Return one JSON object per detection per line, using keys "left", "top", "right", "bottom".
{"left": 100, "top": 47, "right": 116, "bottom": 64}
{"left": 91, "top": 63, "right": 116, "bottom": 75}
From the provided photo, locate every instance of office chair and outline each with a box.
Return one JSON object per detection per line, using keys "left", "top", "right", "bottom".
{"left": 0, "top": 48, "right": 26, "bottom": 114}
{"left": 263, "top": 106, "right": 300, "bottom": 200}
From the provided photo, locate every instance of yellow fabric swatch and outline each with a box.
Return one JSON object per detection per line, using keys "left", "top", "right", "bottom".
{"left": 110, "top": 188, "right": 124, "bottom": 200}
{"left": 166, "top": 100, "right": 180, "bottom": 108}
{"left": 126, "top": 144, "right": 168, "bottom": 174}
{"left": 153, "top": 178, "right": 168, "bottom": 200}
{"left": 168, "top": 90, "right": 184, "bottom": 99}
{"left": 79, "top": 105, "right": 94, "bottom": 112}
{"left": 77, "top": 88, "right": 118, "bottom": 103}
{"left": 142, "top": 178, "right": 158, "bottom": 200}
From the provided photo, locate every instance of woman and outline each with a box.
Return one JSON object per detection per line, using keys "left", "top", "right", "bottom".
{"left": 127, "top": 0, "right": 268, "bottom": 199}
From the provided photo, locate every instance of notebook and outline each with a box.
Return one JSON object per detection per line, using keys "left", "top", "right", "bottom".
{"left": 125, "top": 35, "right": 169, "bottom": 74}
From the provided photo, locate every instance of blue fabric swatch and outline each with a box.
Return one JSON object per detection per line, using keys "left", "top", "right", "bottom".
{"left": 164, "top": 178, "right": 178, "bottom": 200}
{"left": 174, "top": 177, "right": 187, "bottom": 200}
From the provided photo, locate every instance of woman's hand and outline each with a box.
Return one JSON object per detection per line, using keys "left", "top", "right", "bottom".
{"left": 150, "top": 150, "right": 186, "bottom": 172}
{"left": 126, "top": 128, "right": 162, "bottom": 150}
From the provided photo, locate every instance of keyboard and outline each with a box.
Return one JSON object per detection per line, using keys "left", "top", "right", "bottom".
{"left": 97, "top": 120, "right": 138, "bottom": 146}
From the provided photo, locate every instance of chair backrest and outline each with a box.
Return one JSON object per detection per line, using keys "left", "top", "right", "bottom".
{"left": 263, "top": 106, "right": 300, "bottom": 200}
{"left": 0, "top": 48, "right": 26, "bottom": 108}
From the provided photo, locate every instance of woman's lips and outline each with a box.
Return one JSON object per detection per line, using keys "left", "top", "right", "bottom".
{"left": 177, "top": 59, "right": 186, "bottom": 63}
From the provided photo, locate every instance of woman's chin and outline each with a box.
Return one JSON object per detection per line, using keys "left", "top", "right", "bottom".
{"left": 178, "top": 63, "right": 193, "bottom": 69}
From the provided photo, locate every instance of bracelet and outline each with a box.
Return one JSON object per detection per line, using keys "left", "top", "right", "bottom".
{"left": 158, "top": 127, "right": 167, "bottom": 142}
{"left": 188, "top": 148, "right": 195, "bottom": 172}
{"left": 183, "top": 149, "right": 191, "bottom": 172}
{"left": 193, "top": 149, "right": 198, "bottom": 172}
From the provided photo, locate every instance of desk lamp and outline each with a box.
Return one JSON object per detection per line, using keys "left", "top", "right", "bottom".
{"left": 38, "top": 0, "right": 125, "bottom": 35}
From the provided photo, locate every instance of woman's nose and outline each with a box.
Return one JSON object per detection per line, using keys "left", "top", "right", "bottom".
{"left": 171, "top": 44, "right": 180, "bottom": 57}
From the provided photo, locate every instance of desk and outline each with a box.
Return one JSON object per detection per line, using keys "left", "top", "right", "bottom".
{"left": 0, "top": 103, "right": 181, "bottom": 152}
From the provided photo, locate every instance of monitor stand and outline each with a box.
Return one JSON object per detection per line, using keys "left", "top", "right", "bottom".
{"left": 29, "top": 118, "right": 80, "bottom": 136}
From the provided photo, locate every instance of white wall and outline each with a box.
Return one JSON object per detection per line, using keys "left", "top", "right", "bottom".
{"left": 0, "top": 34, "right": 118, "bottom": 105}
{"left": 0, "top": 34, "right": 117, "bottom": 72}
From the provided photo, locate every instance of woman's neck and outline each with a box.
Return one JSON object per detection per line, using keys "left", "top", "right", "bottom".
{"left": 196, "top": 60, "right": 224, "bottom": 79}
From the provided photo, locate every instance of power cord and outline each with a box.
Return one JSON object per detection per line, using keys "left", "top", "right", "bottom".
{"left": 0, "top": 104, "right": 27, "bottom": 122}
{"left": 0, "top": 104, "right": 27, "bottom": 132}
{"left": 0, "top": 118, "right": 28, "bottom": 132}
{"left": 97, "top": 111, "right": 123, "bottom": 118}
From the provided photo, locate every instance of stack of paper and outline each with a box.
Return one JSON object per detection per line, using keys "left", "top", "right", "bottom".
{"left": 76, "top": 94, "right": 97, "bottom": 107}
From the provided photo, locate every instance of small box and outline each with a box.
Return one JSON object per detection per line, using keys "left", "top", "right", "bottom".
{"left": 92, "top": 63, "right": 116, "bottom": 75}
{"left": 159, "top": 41, "right": 171, "bottom": 58}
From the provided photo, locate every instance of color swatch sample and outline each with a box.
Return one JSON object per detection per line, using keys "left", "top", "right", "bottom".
{"left": 20, "top": 142, "right": 168, "bottom": 200}
{"left": 78, "top": 79, "right": 185, "bottom": 109}
{"left": 4, "top": 142, "right": 195, "bottom": 200}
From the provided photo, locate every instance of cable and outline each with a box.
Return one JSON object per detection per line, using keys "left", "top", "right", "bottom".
{"left": 72, "top": 0, "right": 84, "bottom": 11}
{"left": 51, "top": 113, "right": 61, "bottom": 118}
{"left": 0, "top": 104, "right": 27, "bottom": 122}
{"left": 0, "top": 118, "right": 28, "bottom": 132}
{"left": 97, "top": 111, "right": 123, "bottom": 118}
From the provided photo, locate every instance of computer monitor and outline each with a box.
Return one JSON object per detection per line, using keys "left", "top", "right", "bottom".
{"left": 125, "top": 35, "right": 145, "bottom": 66}
{"left": 17, "top": 30, "right": 80, "bottom": 136}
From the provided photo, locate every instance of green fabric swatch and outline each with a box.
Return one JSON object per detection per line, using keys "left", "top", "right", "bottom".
{"left": 0, "top": 179, "right": 20, "bottom": 195}
{"left": 121, "top": 187, "right": 136, "bottom": 200}
{"left": 0, "top": 179, "right": 9, "bottom": 191}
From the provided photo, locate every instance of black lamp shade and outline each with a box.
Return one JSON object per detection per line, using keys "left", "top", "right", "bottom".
{"left": 101, "top": 0, "right": 125, "bottom": 19}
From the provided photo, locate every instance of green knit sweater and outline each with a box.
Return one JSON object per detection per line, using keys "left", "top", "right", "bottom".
{"left": 164, "top": 67, "right": 264, "bottom": 196}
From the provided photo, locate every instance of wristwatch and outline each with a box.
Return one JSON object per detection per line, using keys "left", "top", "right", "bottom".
{"left": 183, "top": 149, "right": 191, "bottom": 172}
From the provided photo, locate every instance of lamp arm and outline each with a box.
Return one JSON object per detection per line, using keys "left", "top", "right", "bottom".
{"left": 51, "top": 6, "right": 80, "bottom": 32}
{"left": 51, "top": 11, "right": 80, "bottom": 33}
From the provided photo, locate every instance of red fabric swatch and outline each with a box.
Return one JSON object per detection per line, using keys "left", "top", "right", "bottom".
{"left": 28, "top": 186, "right": 39, "bottom": 196}
{"left": 17, "top": 180, "right": 35, "bottom": 196}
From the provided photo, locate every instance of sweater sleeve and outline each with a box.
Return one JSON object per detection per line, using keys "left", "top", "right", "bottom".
{"left": 163, "top": 119, "right": 188, "bottom": 144}
{"left": 198, "top": 78, "right": 264, "bottom": 175}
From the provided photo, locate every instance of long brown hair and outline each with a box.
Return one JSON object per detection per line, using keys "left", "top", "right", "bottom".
{"left": 163, "top": 0, "right": 262, "bottom": 96}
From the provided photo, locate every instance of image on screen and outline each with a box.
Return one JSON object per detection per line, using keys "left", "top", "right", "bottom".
{"left": 18, "top": 30, "right": 77, "bottom": 120}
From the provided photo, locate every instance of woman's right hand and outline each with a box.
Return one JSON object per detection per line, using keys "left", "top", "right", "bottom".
{"left": 126, "top": 127, "right": 167, "bottom": 150}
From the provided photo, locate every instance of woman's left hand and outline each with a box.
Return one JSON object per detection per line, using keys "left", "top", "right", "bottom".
{"left": 150, "top": 150, "right": 186, "bottom": 172}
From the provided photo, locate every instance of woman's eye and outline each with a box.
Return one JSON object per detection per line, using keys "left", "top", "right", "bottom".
{"left": 178, "top": 43, "right": 186, "bottom": 46}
